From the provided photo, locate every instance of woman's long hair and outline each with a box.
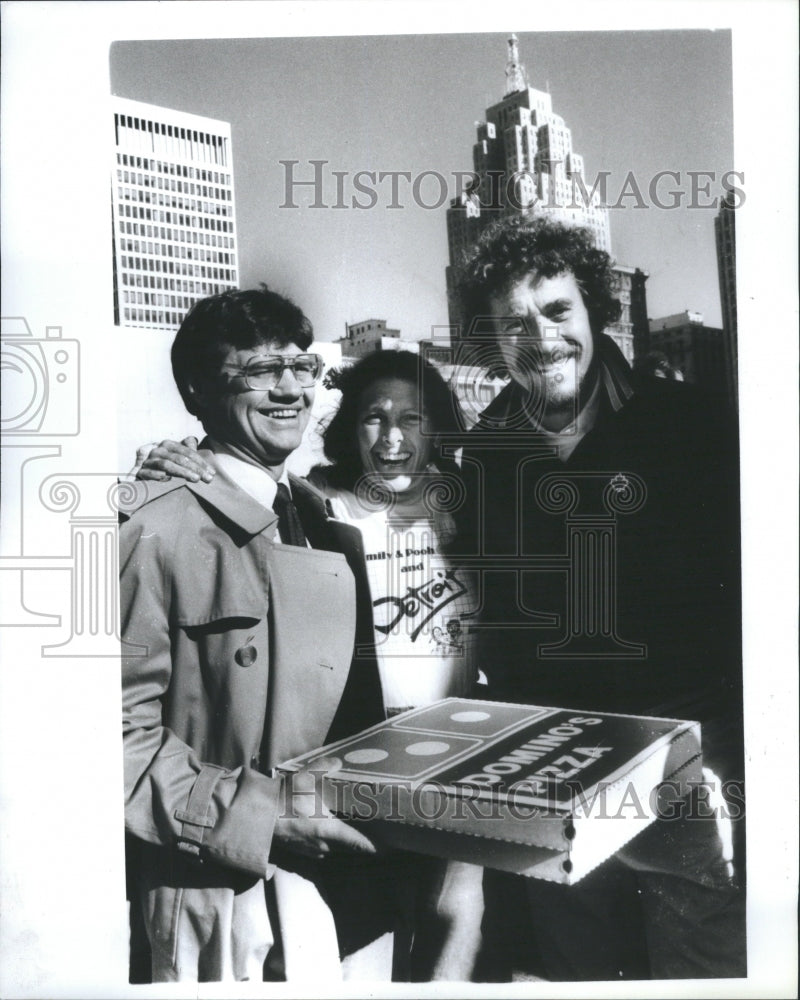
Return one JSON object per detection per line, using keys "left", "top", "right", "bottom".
{"left": 321, "top": 350, "right": 465, "bottom": 492}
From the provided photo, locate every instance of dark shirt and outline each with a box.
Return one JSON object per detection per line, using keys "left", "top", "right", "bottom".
{"left": 454, "top": 335, "right": 742, "bottom": 779}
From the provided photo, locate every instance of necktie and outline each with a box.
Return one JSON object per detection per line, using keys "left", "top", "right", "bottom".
{"left": 273, "top": 482, "right": 307, "bottom": 547}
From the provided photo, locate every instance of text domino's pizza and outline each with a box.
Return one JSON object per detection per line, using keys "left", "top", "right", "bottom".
{"left": 278, "top": 698, "right": 704, "bottom": 883}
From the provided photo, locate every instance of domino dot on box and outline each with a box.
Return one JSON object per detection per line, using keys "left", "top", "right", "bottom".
{"left": 405, "top": 741, "right": 451, "bottom": 756}
{"left": 344, "top": 748, "right": 389, "bottom": 764}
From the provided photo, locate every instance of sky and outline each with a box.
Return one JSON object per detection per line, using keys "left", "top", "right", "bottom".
{"left": 110, "top": 29, "right": 734, "bottom": 341}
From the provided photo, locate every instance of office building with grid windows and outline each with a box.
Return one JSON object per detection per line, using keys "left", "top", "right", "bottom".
{"left": 111, "top": 97, "right": 239, "bottom": 330}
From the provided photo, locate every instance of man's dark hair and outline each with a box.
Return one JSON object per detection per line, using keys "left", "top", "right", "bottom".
{"left": 171, "top": 285, "right": 313, "bottom": 415}
{"left": 457, "top": 214, "right": 621, "bottom": 340}
{"left": 322, "top": 350, "right": 464, "bottom": 490}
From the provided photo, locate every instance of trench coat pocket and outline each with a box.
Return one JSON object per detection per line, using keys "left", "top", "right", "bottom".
{"left": 168, "top": 612, "right": 271, "bottom": 772}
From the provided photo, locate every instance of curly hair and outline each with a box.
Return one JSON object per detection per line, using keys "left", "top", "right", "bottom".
{"left": 456, "top": 215, "right": 621, "bottom": 340}
{"left": 321, "top": 350, "right": 464, "bottom": 491}
{"left": 171, "top": 284, "right": 313, "bottom": 416}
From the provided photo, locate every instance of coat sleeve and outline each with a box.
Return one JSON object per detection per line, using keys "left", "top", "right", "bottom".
{"left": 120, "top": 512, "right": 282, "bottom": 880}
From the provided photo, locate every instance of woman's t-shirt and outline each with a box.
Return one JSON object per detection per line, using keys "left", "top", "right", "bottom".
{"left": 317, "top": 474, "right": 479, "bottom": 712}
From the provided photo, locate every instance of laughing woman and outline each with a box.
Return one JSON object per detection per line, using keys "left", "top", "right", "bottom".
{"left": 309, "top": 350, "right": 478, "bottom": 715}
{"left": 308, "top": 350, "right": 484, "bottom": 980}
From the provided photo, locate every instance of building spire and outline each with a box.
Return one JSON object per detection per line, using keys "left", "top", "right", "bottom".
{"left": 504, "top": 33, "right": 528, "bottom": 96}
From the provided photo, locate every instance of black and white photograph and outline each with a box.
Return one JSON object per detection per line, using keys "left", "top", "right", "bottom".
{"left": 0, "top": 2, "right": 797, "bottom": 997}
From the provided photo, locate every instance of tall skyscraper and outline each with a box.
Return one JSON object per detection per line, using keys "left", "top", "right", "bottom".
{"left": 714, "top": 191, "right": 738, "bottom": 408}
{"left": 111, "top": 97, "right": 239, "bottom": 331}
{"left": 445, "top": 36, "right": 647, "bottom": 365}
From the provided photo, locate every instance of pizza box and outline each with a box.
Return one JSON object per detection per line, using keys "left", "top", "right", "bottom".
{"left": 277, "top": 698, "right": 703, "bottom": 884}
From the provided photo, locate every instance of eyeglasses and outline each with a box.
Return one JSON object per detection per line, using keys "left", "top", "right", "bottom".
{"left": 222, "top": 353, "right": 324, "bottom": 390}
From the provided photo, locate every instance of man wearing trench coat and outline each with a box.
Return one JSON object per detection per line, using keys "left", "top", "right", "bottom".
{"left": 121, "top": 287, "right": 385, "bottom": 982}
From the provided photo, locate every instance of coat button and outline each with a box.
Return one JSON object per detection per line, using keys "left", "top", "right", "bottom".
{"left": 235, "top": 645, "right": 258, "bottom": 667}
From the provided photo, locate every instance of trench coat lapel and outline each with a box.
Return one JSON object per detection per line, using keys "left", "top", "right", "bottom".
{"left": 184, "top": 456, "right": 279, "bottom": 539}
{"left": 182, "top": 462, "right": 371, "bottom": 761}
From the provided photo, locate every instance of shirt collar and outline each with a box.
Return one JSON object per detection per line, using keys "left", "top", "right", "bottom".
{"left": 596, "top": 334, "right": 635, "bottom": 413}
{"left": 206, "top": 439, "right": 290, "bottom": 511}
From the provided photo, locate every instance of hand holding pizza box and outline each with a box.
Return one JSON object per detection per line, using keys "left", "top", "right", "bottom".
{"left": 278, "top": 699, "right": 703, "bottom": 884}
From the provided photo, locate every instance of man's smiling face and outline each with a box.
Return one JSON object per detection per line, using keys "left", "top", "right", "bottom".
{"left": 489, "top": 270, "right": 595, "bottom": 429}
{"left": 196, "top": 341, "right": 314, "bottom": 470}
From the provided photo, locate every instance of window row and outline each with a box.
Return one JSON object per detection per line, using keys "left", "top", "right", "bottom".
{"left": 117, "top": 188, "right": 233, "bottom": 215}
{"left": 122, "top": 274, "right": 226, "bottom": 295}
{"left": 121, "top": 249, "right": 235, "bottom": 269}
{"left": 117, "top": 152, "right": 231, "bottom": 186}
{"left": 122, "top": 308, "right": 181, "bottom": 327}
{"left": 116, "top": 173, "right": 232, "bottom": 203}
{"left": 117, "top": 204, "right": 234, "bottom": 232}
{"left": 123, "top": 288, "right": 232, "bottom": 308}
{"left": 119, "top": 234, "right": 235, "bottom": 253}
{"left": 123, "top": 295, "right": 234, "bottom": 329}
{"left": 115, "top": 117, "right": 229, "bottom": 168}
{"left": 121, "top": 265, "right": 236, "bottom": 286}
